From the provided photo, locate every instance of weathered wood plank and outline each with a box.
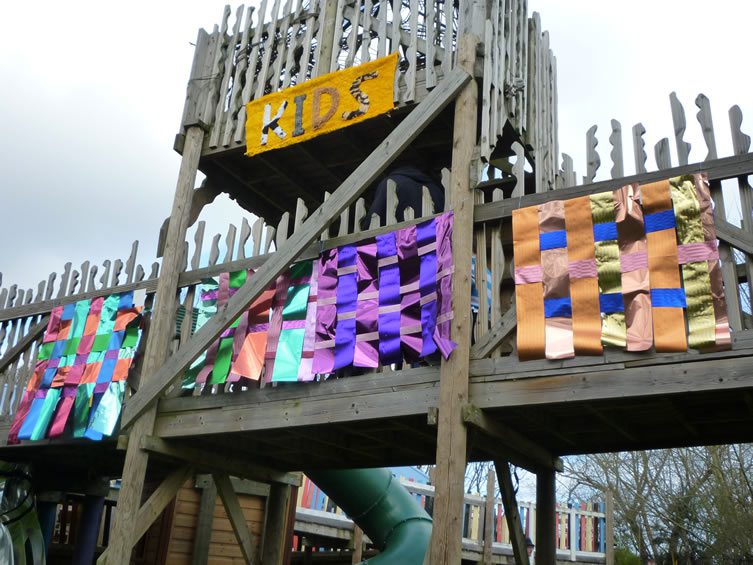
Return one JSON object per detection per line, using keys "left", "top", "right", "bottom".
{"left": 475, "top": 153, "right": 753, "bottom": 222}
{"left": 494, "top": 459, "right": 530, "bottom": 565}
{"left": 141, "top": 436, "right": 300, "bottom": 486}
{"left": 98, "top": 465, "right": 194, "bottom": 564}
{"left": 99, "top": 126, "right": 206, "bottom": 565}
{"left": 430, "top": 36, "right": 478, "bottom": 565}
{"left": 213, "top": 472, "right": 259, "bottom": 564}
{"left": 469, "top": 354, "right": 753, "bottom": 410}
{"left": 122, "top": 66, "right": 471, "bottom": 429}
{"left": 191, "top": 476, "right": 217, "bottom": 565}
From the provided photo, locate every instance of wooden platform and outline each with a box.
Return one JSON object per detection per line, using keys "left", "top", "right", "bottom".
{"left": 141, "top": 332, "right": 753, "bottom": 471}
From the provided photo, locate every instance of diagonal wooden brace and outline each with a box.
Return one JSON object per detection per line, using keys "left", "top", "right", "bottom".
{"left": 97, "top": 464, "right": 193, "bottom": 563}
{"left": 122, "top": 66, "right": 471, "bottom": 428}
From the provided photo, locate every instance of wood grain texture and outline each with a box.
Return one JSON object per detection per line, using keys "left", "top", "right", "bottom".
{"left": 214, "top": 472, "right": 259, "bottom": 564}
{"left": 495, "top": 459, "right": 530, "bottom": 565}
{"left": 100, "top": 126, "right": 205, "bottom": 564}
{"left": 430, "top": 35, "right": 478, "bottom": 565}
{"left": 475, "top": 152, "right": 753, "bottom": 222}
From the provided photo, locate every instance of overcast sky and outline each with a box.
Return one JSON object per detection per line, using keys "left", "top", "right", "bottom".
{"left": 1, "top": 1, "right": 751, "bottom": 296}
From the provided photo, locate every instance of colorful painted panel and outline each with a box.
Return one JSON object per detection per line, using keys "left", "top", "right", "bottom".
{"left": 513, "top": 174, "right": 730, "bottom": 360}
{"left": 8, "top": 291, "right": 144, "bottom": 443}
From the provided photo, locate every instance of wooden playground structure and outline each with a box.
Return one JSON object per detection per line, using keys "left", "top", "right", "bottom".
{"left": 1, "top": 0, "right": 753, "bottom": 563}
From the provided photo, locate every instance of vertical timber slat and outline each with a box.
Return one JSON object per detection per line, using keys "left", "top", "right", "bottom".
{"left": 99, "top": 126, "right": 205, "bottom": 564}
{"left": 429, "top": 34, "right": 478, "bottom": 565}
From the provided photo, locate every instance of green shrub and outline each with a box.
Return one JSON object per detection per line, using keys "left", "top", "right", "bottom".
{"left": 615, "top": 547, "right": 642, "bottom": 565}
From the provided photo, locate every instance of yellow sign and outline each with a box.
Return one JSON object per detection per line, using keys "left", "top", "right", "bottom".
{"left": 245, "top": 53, "right": 398, "bottom": 157}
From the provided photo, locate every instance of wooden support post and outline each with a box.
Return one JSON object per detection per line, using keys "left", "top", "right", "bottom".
{"left": 535, "top": 468, "right": 556, "bottom": 565}
{"left": 192, "top": 477, "right": 217, "bottom": 565}
{"left": 214, "top": 472, "right": 259, "bottom": 565}
{"left": 429, "top": 34, "right": 479, "bottom": 565}
{"left": 351, "top": 526, "right": 364, "bottom": 564}
{"left": 605, "top": 490, "right": 615, "bottom": 565}
{"left": 482, "top": 469, "right": 495, "bottom": 564}
{"left": 261, "top": 483, "right": 294, "bottom": 565}
{"left": 99, "top": 465, "right": 194, "bottom": 563}
{"left": 494, "top": 460, "right": 529, "bottom": 565}
{"left": 100, "top": 125, "right": 205, "bottom": 564}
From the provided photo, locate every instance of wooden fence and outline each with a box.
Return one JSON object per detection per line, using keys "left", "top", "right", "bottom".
{"left": 182, "top": 1, "right": 558, "bottom": 175}
{"left": 1, "top": 92, "right": 751, "bottom": 430}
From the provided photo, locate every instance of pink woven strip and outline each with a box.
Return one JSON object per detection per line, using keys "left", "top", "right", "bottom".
{"left": 568, "top": 259, "right": 597, "bottom": 280}
{"left": 514, "top": 264, "right": 544, "bottom": 284}
{"left": 677, "top": 241, "right": 719, "bottom": 264}
{"left": 619, "top": 251, "right": 648, "bottom": 273}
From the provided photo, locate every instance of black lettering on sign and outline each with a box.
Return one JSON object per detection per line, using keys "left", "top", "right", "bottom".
{"left": 342, "top": 71, "right": 379, "bottom": 121}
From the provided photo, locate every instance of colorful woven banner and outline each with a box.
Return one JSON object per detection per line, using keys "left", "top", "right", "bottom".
{"left": 513, "top": 174, "right": 730, "bottom": 360}
{"left": 8, "top": 291, "right": 144, "bottom": 443}
{"left": 314, "top": 212, "right": 456, "bottom": 370}
{"left": 183, "top": 269, "right": 275, "bottom": 389}
{"left": 185, "top": 212, "right": 456, "bottom": 389}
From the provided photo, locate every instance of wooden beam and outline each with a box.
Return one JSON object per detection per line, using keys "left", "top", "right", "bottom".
{"left": 462, "top": 404, "right": 563, "bottom": 473}
{"left": 140, "top": 436, "right": 301, "bottom": 486}
{"left": 0, "top": 315, "right": 48, "bottom": 372}
{"left": 475, "top": 152, "right": 753, "bottom": 222}
{"left": 98, "top": 465, "right": 193, "bottom": 563}
{"left": 494, "top": 460, "right": 529, "bottom": 565}
{"left": 101, "top": 124, "right": 205, "bottom": 564}
{"left": 196, "top": 474, "right": 271, "bottom": 497}
{"left": 482, "top": 469, "right": 495, "bottom": 564}
{"left": 430, "top": 35, "right": 479, "bottom": 565}
{"left": 122, "top": 66, "right": 471, "bottom": 429}
{"left": 261, "top": 483, "right": 294, "bottom": 565}
{"left": 716, "top": 218, "right": 753, "bottom": 256}
{"left": 213, "top": 472, "right": 258, "bottom": 565}
{"left": 351, "top": 526, "right": 364, "bottom": 564}
{"left": 535, "top": 468, "right": 556, "bottom": 564}
{"left": 469, "top": 354, "right": 753, "bottom": 411}
{"left": 470, "top": 305, "right": 516, "bottom": 359}
{"left": 191, "top": 476, "right": 217, "bottom": 565}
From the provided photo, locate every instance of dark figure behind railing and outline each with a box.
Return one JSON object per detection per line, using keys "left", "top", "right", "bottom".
{"left": 361, "top": 165, "right": 445, "bottom": 230}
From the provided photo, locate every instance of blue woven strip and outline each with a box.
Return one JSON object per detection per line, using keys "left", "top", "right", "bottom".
{"left": 593, "top": 222, "right": 618, "bottom": 242}
{"left": 599, "top": 293, "right": 625, "bottom": 313}
{"left": 539, "top": 230, "right": 567, "bottom": 251}
{"left": 544, "top": 296, "right": 572, "bottom": 318}
{"left": 644, "top": 209, "right": 676, "bottom": 233}
{"left": 651, "top": 288, "right": 687, "bottom": 308}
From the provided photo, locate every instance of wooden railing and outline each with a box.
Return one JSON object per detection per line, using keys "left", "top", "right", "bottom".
{"left": 470, "top": 95, "right": 753, "bottom": 360}
{"left": 180, "top": 1, "right": 558, "bottom": 174}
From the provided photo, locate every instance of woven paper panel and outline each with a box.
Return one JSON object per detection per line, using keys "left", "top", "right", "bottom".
{"left": 513, "top": 174, "right": 730, "bottom": 360}
{"left": 186, "top": 212, "right": 457, "bottom": 390}
{"left": 8, "top": 291, "right": 144, "bottom": 443}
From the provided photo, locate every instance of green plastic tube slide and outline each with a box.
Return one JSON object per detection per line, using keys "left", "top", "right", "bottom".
{"left": 306, "top": 468, "right": 433, "bottom": 564}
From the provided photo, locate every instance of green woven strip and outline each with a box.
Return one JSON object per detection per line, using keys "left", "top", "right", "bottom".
{"left": 590, "top": 192, "right": 626, "bottom": 348}
{"left": 670, "top": 176, "right": 716, "bottom": 348}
